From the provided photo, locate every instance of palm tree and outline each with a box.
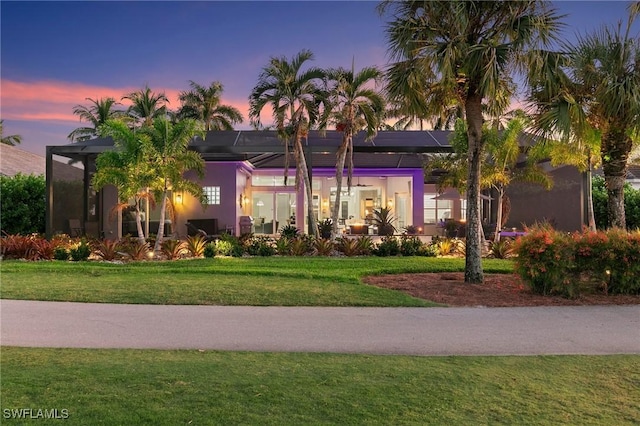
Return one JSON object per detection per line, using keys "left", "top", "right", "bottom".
{"left": 0, "top": 120, "right": 22, "bottom": 146}
{"left": 529, "top": 5, "right": 640, "bottom": 228}
{"left": 123, "top": 86, "right": 169, "bottom": 127}
{"left": 380, "top": 0, "right": 563, "bottom": 283}
{"left": 427, "top": 117, "right": 554, "bottom": 241}
{"left": 177, "top": 81, "right": 244, "bottom": 131}
{"left": 321, "top": 65, "right": 385, "bottom": 237}
{"left": 67, "top": 97, "right": 126, "bottom": 142}
{"left": 140, "top": 117, "right": 205, "bottom": 253}
{"left": 249, "top": 49, "right": 326, "bottom": 237}
{"left": 482, "top": 119, "right": 553, "bottom": 240}
{"left": 92, "top": 120, "right": 156, "bottom": 243}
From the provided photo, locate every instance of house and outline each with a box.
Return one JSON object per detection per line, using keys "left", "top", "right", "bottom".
{"left": 44, "top": 130, "right": 590, "bottom": 239}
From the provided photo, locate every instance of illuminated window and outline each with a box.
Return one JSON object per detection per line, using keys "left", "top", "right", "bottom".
{"left": 423, "top": 194, "right": 452, "bottom": 224}
{"left": 203, "top": 186, "right": 220, "bottom": 205}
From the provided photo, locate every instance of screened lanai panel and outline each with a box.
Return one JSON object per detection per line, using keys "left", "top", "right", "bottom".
{"left": 50, "top": 159, "right": 84, "bottom": 236}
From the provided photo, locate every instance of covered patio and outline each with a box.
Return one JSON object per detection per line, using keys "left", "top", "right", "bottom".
{"left": 45, "top": 130, "right": 453, "bottom": 239}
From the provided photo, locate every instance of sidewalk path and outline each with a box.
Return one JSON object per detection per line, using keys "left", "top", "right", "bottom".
{"left": 2, "top": 300, "right": 639, "bottom": 356}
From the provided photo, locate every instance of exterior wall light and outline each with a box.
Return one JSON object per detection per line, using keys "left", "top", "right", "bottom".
{"left": 175, "top": 193, "right": 183, "bottom": 205}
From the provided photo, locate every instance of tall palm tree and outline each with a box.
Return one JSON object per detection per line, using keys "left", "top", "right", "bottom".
{"left": 0, "top": 120, "right": 22, "bottom": 146}
{"left": 177, "top": 81, "right": 244, "bottom": 131}
{"left": 140, "top": 117, "right": 205, "bottom": 253}
{"left": 123, "top": 86, "right": 169, "bottom": 127}
{"left": 321, "top": 65, "right": 385, "bottom": 237}
{"left": 249, "top": 49, "right": 326, "bottom": 237}
{"left": 67, "top": 97, "right": 126, "bottom": 142}
{"left": 380, "top": 0, "right": 563, "bottom": 283}
{"left": 92, "top": 120, "right": 156, "bottom": 243}
{"left": 529, "top": 5, "right": 640, "bottom": 228}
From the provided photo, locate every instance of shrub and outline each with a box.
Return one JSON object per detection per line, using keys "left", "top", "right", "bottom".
{"left": 92, "top": 239, "right": 122, "bottom": 261}
{"left": 246, "top": 235, "right": 276, "bottom": 257}
{"left": 355, "top": 236, "right": 374, "bottom": 256}
{"left": 203, "top": 242, "right": 216, "bottom": 258}
{"left": 420, "top": 243, "right": 439, "bottom": 257}
{"left": 124, "top": 240, "right": 150, "bottom": 261}
{"left": 0, "top": 174, "right": 46, "bottom": 235}
{"left": 374, "top": 236, "right": 400, "bottom": 257}
{"left": 275, "top": 236, "right": 291, "bottom": 255}
{"left": 592, "top": 176, "right": 640, "bottom": 230}
{"left": 336, "top": 237, "right": 359, "bottom": 257}
{"left": 69, "top": 240, "right": 91, "bottom": 262}
{"left": 403, "top": 225, "right": 420, "bottom": 235}
{"left": 513, "top": 225, "right": 578, "bottom": 297}
{"left": 1, "top": 234, "right": 36, "bottom": 259}
{"left": 488, "top": 239, "right": 514, "bottom": 259}
{"left": 317, "top": 219, "right": 333, "bottom": 239}
{"left": 372, "top": 207, "right": 396, "bottom": 236}
{"left": 289, "top": 236, "right": 311, "bottom": 256}
{"left": 161, "top": 239, "right": 185, "bottom": 260}
{"left": 53, "top": 246, "right": 69, "bottom": 261}
{"left": 185, "top": 235, "right": 207, "bottom": 258}
{"left": 313, "top": 238, "right": 334, "bottom": 256}
{"left": 216, "top": 234, "right": 243, "bottom": 257}
{"left": 400, "top": 235, "right": 423, "bottom": 256}
{"left": 279, "top": 225, "right": 299, "bottom": 239}
{"left": 435, "top": 237, "right": 457, "bottom": 256}
{"left": 516, "top": 226, "right": 640, "bottom": 297}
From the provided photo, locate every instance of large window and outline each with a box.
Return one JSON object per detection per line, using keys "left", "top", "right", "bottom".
{"left": 203, "top": 186, "right": 220, "bottom": 205}
{"left": 423, "top": 194, "right": 452, "bottom": 224}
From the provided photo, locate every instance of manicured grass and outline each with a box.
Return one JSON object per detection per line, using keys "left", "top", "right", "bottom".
{"left": 0, "top": 257, "right": 513, "bottom": 306}
{"left": 1, "top": 347, "right": 638, "bottom": 425}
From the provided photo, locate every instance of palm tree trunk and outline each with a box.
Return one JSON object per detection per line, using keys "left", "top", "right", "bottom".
{"left": 331, "top": 146, "right": 348, "bottom": 239}
{"left": 134, "top": 198, "right": 145, "bottom": 244}
{"left": 494, "top": 188, "right": 504, "bottom": 242}
{"left": 585, "top": 152, "right": 596, "bottom": 231}
{"left": 296, "top": 142, "right": 318, "bottom": 238}
{"left": 153, "top": 190, "right": 168, "bottom": 253}
{"left": 464, "top": 94, "right": 484, "bottom": 283}
{"left": 601, "top": 127, "right": 631, "bottom": 228}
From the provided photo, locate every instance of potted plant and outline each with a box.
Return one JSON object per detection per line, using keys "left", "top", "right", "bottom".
{"left": 317, "top": 218, "right": 333, "bottom": 239}
{"left": 373, "top": 207, "right": 396, "bottom": 236}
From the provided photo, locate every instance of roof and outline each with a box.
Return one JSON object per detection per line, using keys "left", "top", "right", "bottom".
{"left": 48, "top": 130, "right": 453, "bottom": 169}
{"left": 1, "top": 144, "right": 46, "bottom": 177}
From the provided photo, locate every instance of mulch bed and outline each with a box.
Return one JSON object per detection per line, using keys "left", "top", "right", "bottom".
{"left": 363, "top": 272, "right": 640, "bottom": 307}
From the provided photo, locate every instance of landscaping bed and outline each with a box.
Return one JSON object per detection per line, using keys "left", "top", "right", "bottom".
{"left": 364, "top": 272, "right": 640, "bottom": 307}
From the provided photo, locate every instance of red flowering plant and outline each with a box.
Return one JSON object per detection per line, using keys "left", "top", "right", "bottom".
{"left": 513, "top": 224, "right": 576, "bottom": 296}
{"left": 572, "top": 229, "right": 611, "bottom": 291}
{"left": 602, "top": 228, "right": 640, "bottom": 294}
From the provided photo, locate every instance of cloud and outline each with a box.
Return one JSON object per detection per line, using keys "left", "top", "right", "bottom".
{"left": 1, "top": 78, "right": 260, "bottom": 129}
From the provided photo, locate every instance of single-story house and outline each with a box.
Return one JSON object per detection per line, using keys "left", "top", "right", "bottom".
{"left": 44, "top": 130, "right": 591, "bottom": 239}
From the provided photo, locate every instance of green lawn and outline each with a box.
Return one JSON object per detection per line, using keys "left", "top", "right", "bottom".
{"left": 1, "top": 348, "right": 638, "bottom": 425}
{"left": 0, "top": 257, "right": 513, "bottom": 306}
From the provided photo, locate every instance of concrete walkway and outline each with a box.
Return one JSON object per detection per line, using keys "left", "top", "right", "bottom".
{"left": 1, "top": 300, "right": 639, "bottom": 356}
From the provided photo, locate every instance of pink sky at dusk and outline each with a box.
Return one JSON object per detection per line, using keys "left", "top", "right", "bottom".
{"left": 2, "top": 1, "right": 637, "bottom": 158}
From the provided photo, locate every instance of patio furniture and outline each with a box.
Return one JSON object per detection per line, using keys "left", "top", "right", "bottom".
{"left": 186, "top": 218, "right": 219, "bottom": 241}
{"left": 68, "top": 219, "right": 82, "bottom": 237}
{"left": 499, "top": 230, "right": 527, "bottom": 238}
{"left": 349, "top": 224, "right": 368, "bottom": 235}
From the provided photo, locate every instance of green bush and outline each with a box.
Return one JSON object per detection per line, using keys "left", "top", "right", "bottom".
{"left": 279, "top": 225, "right": 299, "bottom": 239}
{"left": 374, "top": 236, "right": 400, "bottom": 257}
{"left": 400, "top": 235, "right": 423, "bottom": 256}
{"left": 592, "top": 176, "right": 640, "bottom": 230}
{"left": 53, "top": 246, "right": 69, "bottom": 261}
{"left": 247, "top": 235, "right": 276, "bottom": 257}
{"left": 0, "top": 174, "right": 46, "bottom": 235}
{"left": 69, "top": 240, "right": 91, "bottom": 262}
{"left": 203, "top": 242, "right": 216, "bottom": 258}
{"left": 215, "top": 234, "right": 244, "bottom": 257}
